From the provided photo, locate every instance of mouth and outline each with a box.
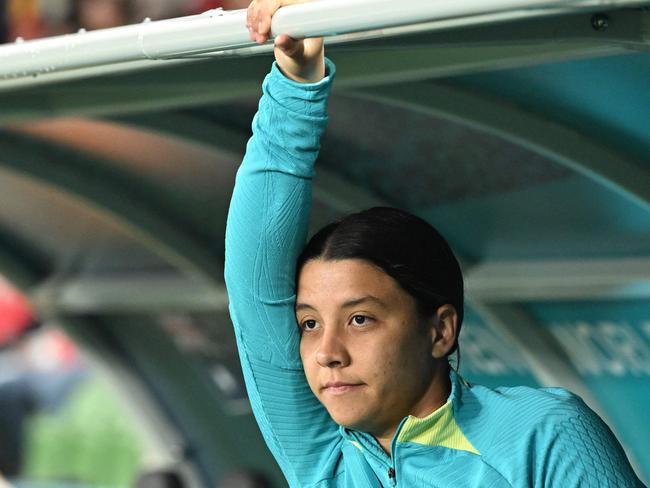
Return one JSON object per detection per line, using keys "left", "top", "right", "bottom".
{"left": 322, "top": 382, "right": 364, "bottom": 395}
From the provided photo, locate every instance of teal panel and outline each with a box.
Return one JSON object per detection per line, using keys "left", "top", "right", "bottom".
{"left": 454, "top": 52, "right": 650, "bottom": 163}
{"left": 420, "top": 175, "right": 650, "bottom": 260}
{"left": 526, "top": 300, "right": 650, "bottom": 483}
{"left": 458, "top": 307, "right": 539, "bottom": 389}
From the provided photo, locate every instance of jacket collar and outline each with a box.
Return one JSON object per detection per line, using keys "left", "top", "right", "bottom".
{"left": 339, "top": 370, "right": 479, "bottom": 457}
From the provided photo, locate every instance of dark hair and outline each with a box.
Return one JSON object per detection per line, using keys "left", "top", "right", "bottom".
{"left": 296, "top": 207, "right": 464, "bottom": 355}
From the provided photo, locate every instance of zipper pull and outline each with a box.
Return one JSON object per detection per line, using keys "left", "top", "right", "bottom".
{"left": 388, "top": 467, "right": 396, "bottom": 480}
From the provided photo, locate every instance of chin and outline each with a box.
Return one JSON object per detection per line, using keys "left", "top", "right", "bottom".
{"left": 326, "top": 406, "right": 371, "bottom": 431}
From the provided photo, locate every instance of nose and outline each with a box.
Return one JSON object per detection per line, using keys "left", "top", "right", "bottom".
{"left": 316, "top": 328, "right": 350, "bottom": 368}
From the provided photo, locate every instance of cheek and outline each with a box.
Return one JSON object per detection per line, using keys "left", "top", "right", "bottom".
{"left": 299, "top": 338, "right": 318, "bottom": 387}
{"left": 356, "top": 338, "right": 400, "bottom": 390}
{"left": 299, "top": 334, "right": 314, "bottom": 363}
{"left": 373, "top": 330, "right": 431, "bottom": 388}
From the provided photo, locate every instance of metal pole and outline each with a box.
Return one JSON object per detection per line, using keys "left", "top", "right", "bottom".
{"left": 0, "top": 0, "right": 647, "bottom": 81}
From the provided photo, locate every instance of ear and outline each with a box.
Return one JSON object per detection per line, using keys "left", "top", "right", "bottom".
{"left": 430, "top": 304, "right": 458, "bottom": 359}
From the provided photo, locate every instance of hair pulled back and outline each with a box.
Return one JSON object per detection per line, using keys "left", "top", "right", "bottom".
{"left": 296, "top": 207, "right": 464, "bottom": 355}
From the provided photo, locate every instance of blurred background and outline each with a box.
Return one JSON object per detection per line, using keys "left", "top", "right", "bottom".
{"left": 1, "top": 4, "right": 250, "bottom": 485}
{"left": 0, "top": 0, "right": 250, "bottom": 43}
{"left": 0, "top": 278, "right": 142, "bottom": 487}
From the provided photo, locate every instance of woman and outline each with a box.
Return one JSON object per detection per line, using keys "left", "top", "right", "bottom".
{"left": 224, "top": 1, "right": 643, "bottom": 486}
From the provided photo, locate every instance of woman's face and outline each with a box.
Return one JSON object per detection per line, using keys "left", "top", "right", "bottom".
{"left": 297, "top": 258, "right": 446, "bottom": 438}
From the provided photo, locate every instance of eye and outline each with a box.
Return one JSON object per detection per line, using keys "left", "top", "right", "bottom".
{"left": 350, "top": 315, "right": 370, "bottom": 327}
{"left": 300, "top": 319, "right": 319, "bottom": 331}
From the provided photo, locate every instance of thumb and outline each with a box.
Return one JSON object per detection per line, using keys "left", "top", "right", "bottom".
{"left": 274, "top": 34, "right": 304, "bottom": 57}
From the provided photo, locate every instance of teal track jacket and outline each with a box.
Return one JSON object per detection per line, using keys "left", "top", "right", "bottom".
{"left": 224, "top": 59, "right": 643, "bottom": 488}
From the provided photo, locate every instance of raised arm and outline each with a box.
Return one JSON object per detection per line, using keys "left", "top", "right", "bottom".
{"left": 224, "top": 3, "right": 342, "bottom": 486}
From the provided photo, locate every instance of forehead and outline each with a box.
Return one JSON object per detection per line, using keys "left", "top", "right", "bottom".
{"left": 296, "top": 258, "right": 407, "bottom": 308}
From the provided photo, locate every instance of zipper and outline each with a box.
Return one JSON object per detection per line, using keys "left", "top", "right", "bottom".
{"left": 350, "top": 435, "right": 398, "bottom": 486}
{"left": 350, "top": 440, "right": 397, "bottom": 487}
{"left": 388, "top": 467, "right": 396, "bottom": 485}
{"left": 347, "top": 417, "right": 407, "bottom": 486}
{"left": 385, "top": 416, "right": 408, "bottom": 486}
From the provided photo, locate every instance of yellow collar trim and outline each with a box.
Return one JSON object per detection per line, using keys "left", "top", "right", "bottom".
{"left": 396, "top": 400, "right": 479, "bottom": 455}
{"left": 350, "top": 440, "right": 363, "bottom": 451}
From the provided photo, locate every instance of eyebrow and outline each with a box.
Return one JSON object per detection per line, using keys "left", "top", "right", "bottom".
{"left": 295, "top": 295, "right": 387, "bottom": 312}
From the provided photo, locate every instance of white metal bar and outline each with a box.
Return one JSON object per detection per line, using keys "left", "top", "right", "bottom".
{"left": 31, "top": 275, "right": 229, "bottom": 313}
{"left": 271, "top": 0, "right": 648, "bottom": 39}
{"left": 465, "top": 258, "right": 650, "bottom": 302}
{"left": 0, "top": 0, "right": 647, "bottom": 81}
{"left": 0, "top": 10, "right": 623, "bottom": 92}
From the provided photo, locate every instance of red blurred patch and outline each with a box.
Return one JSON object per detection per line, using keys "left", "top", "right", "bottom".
{"left": 0, "top": 278, "right": 34, "bottom": 346}
{"left": 195, "top": 0, "right": 224, "bottom": 11}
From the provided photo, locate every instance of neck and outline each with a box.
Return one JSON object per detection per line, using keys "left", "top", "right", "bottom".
{"left": 374, "top": 366, "right": 451, "bottom": 455}
{"left": 374, "top": 432, "right": 396, "bottom": 455}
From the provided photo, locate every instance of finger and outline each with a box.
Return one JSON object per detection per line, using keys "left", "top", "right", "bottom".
{"left": 247, "top": 2, "right": 259, "bottom": 41}
{"left": 274, "top": 34, "right": 302, "bottom": 56}
{"left": 301, "top": 36, "right": 323, "bottom": 58}
{"left": 253, "top": 2, "right": 267, "bottom": 41}
{"left": 273, "top": 33, "right": 291, "bottom": 50}
{"left": 258, "top": 13, "right": 272, "bottom": 43}
{"left": 246, "top": 2, "right": 253, "bottom": 29}
{"left": 254, "top": 0, "right": 275, "bottom": 44}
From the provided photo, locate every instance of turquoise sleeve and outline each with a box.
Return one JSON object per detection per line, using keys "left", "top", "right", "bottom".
{"left": 224, "top": 59, "right": 342, "bottom": 487}
{"left": 537, "top": 393, "right": 643, "bottom": 487}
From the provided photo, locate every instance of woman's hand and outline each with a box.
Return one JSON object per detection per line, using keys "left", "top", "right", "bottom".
{"left": 247, "top": 0, "right": 325, "bottom": 83}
